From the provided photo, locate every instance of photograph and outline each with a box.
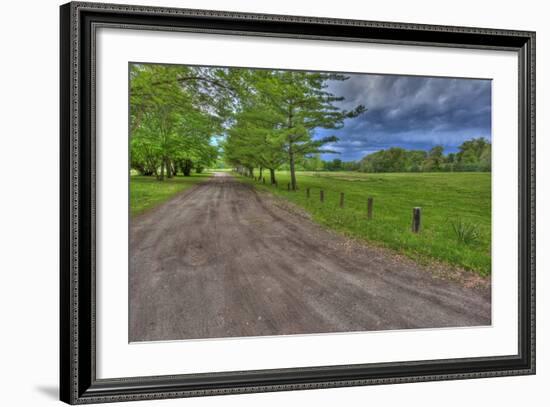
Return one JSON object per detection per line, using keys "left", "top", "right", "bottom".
{"left": 57, "top": 1, "right": 536, "bottom": 403}
{"left": 128, "top": 63, "right": 492, "bottom": 342}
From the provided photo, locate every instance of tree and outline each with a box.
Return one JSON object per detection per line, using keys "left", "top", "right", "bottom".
{"left": 359, "top": 148, "right": 411, "bottom": 172}
{"left": 409, "top": 150, "right": 428, "bottom": 172}
{"left": 247, "top": 70, "right": 365, "bottom": 190}
{"left": 223, "top": 76, "right": 288, "bottom": 183}
{"left": 302, "top": 154, "right": 324, "bottom": 172}
{"left": 456, "top": 137, "right": 491, "bottom": 171}
{"left": 422, "top": 145, "right": 444, "bottom": 171}
{"left": 130, "top": 64, "right": 232, "bottom": 179}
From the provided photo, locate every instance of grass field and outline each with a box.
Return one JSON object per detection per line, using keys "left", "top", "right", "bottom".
{"left": 238, "top": 171, "right": 491, "bottom": 276}
{"left": 130, "top": 173, "right": 212, "bottom": 217}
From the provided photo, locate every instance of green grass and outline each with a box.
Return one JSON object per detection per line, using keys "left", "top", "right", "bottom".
{"left": 130, "top": 172, "right": 212, "bottom": 217}
{"left": 238, "top": 171, "right": 491, "bottom": 276}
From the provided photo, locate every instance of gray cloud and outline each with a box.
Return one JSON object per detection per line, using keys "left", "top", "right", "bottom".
{"left": 318, "top": 74, "right": 491, "bottom": 161}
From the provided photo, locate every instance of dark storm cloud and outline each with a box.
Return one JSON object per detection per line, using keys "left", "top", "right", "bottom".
{"left": 317, "top": 74, "right": 491, "bottom": 161}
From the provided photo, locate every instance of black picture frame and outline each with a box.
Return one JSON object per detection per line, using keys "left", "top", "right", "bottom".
{"left": 60, "top": 1, "right": 536, "bottom": 404}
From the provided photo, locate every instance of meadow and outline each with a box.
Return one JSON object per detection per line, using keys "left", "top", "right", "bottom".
{"left": 238, "top": 171, "right": 491, "bottom": 276}
{"left": 130, "top": 172, "right": 212, "bottom": 216}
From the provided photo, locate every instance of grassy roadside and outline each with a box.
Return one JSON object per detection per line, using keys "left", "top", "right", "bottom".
{"left": 130, "top": 172, "right": 212, "bottom": 217}
{"left": 237, "top": 171, "right": 491, "bottom": 276}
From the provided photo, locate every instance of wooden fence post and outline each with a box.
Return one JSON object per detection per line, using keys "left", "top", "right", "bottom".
{"left": 306, "top": 188, "right": 310, "bottom": 198}
{"left": 367, "top": 197, "right": 373, "bottom": 220}
{"left": 340, "top": 192, "right": 345, "bottom": 208}
{"left": 412, "top": 207, "right": 422, "bottom": 233}
{"left": 320, "top": 190, "right": 324, "bottom": 203}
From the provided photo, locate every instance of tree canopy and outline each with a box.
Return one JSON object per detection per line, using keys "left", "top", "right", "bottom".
{"left": 356, "top": 138, "right": 491, "bottom": 173}
{"left": 223, "top": 69, "right": 365, "bottom": 188}
{"left": 130, "top": 64, "right": 235, "bottom": 179}
{"left": 130, "top": 65, "right": 365, "bottom": 185}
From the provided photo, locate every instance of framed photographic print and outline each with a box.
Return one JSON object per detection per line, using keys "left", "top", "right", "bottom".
{"left": 60, "top": 1, "right": 536, "bottom": 404}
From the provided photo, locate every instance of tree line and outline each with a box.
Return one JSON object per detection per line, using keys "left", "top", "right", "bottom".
{"left": 301, "top": 138, "right": 491, "bottom": 173}
{"left": 130, "top": 64, "right": 365, "bottom": 189}
{"left": 130, "top": 64, "right": 236, "bottom": 179}
{"left": 267, "top": 137, "right": 491, "bottom": 173}
{"left": 357, "top": 138, "right": 491, "bottom": 173}
{"left": 130, "top": 64, "right": 490, "bottom": 183}
{"left": 223, "top": 70, "right": 365, "bottom": 189}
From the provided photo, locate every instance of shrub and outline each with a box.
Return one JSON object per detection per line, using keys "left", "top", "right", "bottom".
{"left": 450, "top": 219, "right": 480, "bottom": 245}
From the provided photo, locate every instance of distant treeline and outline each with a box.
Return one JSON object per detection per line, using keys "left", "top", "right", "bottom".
{"left": 294, "top": 138, "right": 491, "bottom": 173}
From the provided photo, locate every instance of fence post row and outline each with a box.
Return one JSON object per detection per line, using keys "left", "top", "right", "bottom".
{"left": 245, "top": 177, "right": 422, "bottom": 234}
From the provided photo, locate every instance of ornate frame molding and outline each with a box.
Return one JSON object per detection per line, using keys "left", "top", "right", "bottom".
{"left": 60, "top": 2, "right": 535, "bottom": 404}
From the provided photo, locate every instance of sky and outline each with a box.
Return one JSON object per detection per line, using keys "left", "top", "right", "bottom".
{"left": 315, "top": 73, "right": 492, "bottom": 161}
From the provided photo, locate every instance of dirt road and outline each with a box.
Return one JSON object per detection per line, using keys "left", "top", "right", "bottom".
{"left": 129, "top": 172, "right": 490, "bottom": 342}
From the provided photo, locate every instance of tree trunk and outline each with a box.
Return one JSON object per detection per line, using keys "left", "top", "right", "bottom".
{"left": 183, "top": 159, "right": 192, "bottom": 176}
{"left": 269, "top": 168, "right": 276, "bottom": 184}
{"left": 287, "top": 106, "right": 297, "bottom": 190}
{"left": 249, "top": 167, "right": 254, "bottom": 178}
{"left": 148, "top": 158, "right": 158, "bottom": 177}
{"left": 289, "top": 144, "right": 297, "bottom": 190}
{"left": 259, "top": 167, "right": 263, "bottom": 180}
{"left": 158, "top": 160, "right": 165, "bottom": 181}
{"left": 166, "top": 158, "right": 173, "bottom": 178}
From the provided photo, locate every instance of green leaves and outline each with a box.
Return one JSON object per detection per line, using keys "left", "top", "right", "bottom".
{"left": 223, "top": 68, "right": 366, "bottom": 189}
{"left": 130, "top": 64, "right": 367, "bottom": 185}
{"left": 359, "top": 138, "right": 491, "bottom": 173}
{"left": 130, "top": 64, "right": 232, "bottom": 178}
